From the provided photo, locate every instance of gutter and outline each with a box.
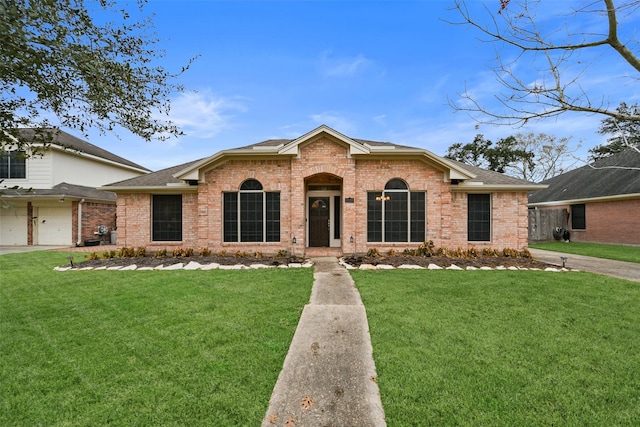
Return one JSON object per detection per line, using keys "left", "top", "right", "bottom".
{"left": 76, "top": 198, "right": 85, "bottom": 246}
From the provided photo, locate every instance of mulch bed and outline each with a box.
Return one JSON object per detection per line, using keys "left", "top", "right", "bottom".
{"left": 65, "top": 253, "right": 556, "bottom": 269}
{"left": 342, "top": 255, "right": 555, "bottom": 269}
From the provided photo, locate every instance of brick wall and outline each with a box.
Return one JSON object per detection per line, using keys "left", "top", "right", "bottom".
{"left": 570, "top": 199, "right": 640, "bottom": 245}
{"left": 533, "top": 199, "right": 640, "bottom": 245}
{"left": 114, "top": 137, "right": 532, "bottom": 252}
{"left": 70, "top": 201, "right": 116, "bottom": 246}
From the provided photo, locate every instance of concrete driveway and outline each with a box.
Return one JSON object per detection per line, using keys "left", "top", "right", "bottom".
{"left": 529, "top": 248, "right": 640, "bottom": 283}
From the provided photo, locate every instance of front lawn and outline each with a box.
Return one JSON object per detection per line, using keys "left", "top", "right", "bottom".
{"left": 0, "top": 251, "right": 313, "bottom": 426}
{"left": 354, "top": 270, "right": 640, "bottom": 426}
{"left": 530, "top": 241, "right": 640, "bottom": 264}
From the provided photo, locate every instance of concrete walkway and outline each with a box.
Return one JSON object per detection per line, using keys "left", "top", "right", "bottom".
{"left": 529, "top": 248, "right": 640, "bottom": 283}
{"left": 262, "top": 257, "right": 386, "bottom": 426}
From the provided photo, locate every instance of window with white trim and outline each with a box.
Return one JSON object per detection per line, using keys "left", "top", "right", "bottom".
{"left": 367, "top": 179, "right": 425, "bottom": 242}
{"left": 223, "top": 179, "right": 280, "bottom": 242}
{"left": 0, "top": 151, "right": 26, "bottom": 179}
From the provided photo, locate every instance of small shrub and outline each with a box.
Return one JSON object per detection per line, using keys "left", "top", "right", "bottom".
{"left": 102, "top": 250, "right": 118, "bottom": 259}
{"left": 183, "top": 248, "right": 194, "bottom": 257}
{"left": 217, "top": 250, "right": 227, "bottom": 257}
{"left": 155, "top": 248, "right": 167, "bottom": 258}
{"left": 367, "top": 248, "right": 381, "bottom": 258}
{"left": 254, "top": 251, "right": 263, "bottom": 259}
{"left": 134, "top": 247, "right": 146, "bottom": 257}
{"left": 235, "top": 251, "right": 249, "bottom": 258}
{"left": 85, "top": 252, "right": 99, "bottom": 261}
{"left": 415, "top": 240, "right": 435, "bottom": 257}
{"left": 120, "top": 247, "right": 135, "bottom": 257}
{"left": 199, "top": 247, "right": 212, "bottom": 256}
{"left": 172, "top": 248, "right": 184, "bottom": 257}
{"left": 276, "top": 249, "right": 288, "bottom": 257}
{"left": 387, "top": 248, "right": 397, "bottom": 256}
{"left": 482, "top": 248, "right": 499, "bottom": 257}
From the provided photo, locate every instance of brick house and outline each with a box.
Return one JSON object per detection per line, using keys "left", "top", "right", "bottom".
{"left": 1, "top": 129, "right": 149, "bottom": 246}
{"left": 528, "top": 148, "right": 640, "bottom": 245}
{"left": 104, "top": 125, "right": 545, "bottom": 256}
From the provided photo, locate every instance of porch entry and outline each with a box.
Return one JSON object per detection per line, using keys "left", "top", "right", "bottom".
{"left": 307, "top": 189, "right": 341, "bottom": 248}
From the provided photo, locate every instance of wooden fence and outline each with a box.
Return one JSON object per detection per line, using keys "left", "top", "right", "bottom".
{"left": 528, "top": 208, "right": 569, "bottom": 242}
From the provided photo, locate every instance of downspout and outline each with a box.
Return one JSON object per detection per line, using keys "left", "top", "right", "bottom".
{"left": 76, "top": 199, "right": 85, "bottom": 246}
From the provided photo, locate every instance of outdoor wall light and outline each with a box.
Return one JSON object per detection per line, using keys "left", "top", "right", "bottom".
{"left": 292, "top": 236, "right": 297, "bottom": 245}
{"left": 350, "top": 236, "right": 354, "bottom": 244}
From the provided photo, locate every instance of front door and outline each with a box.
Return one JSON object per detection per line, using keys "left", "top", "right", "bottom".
{"left": 309, "top": 197, "right": 330, "bottom": 247}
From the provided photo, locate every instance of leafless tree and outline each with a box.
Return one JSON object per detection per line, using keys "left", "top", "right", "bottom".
{"left": 449, "top": 0, "right": 640, "bottom": 130}
{"left": 507, "top": 133, "right": 581, "bottom": 181}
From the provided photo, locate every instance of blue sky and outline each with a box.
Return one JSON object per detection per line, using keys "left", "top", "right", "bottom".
{"left": 75, "top": 0, "right": 639, "bottom": 171}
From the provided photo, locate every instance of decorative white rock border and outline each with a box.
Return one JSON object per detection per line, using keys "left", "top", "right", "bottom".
{"left": 53, "top": 258, "right": 574, "bottom": 273}
{"left": 337, "top": 258, "right": 574, "bottom": 273}
{"left": 54, "top": 261, "right": 315, "bottom": 271}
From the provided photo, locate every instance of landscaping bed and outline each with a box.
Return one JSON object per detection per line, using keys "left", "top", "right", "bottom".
{"left": 67, "top": 245, "right": 556, "bottom": 270}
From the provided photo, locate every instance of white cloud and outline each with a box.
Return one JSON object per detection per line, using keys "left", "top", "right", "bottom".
{"left": 167, "top": 90, "right": 247, "bottom": 139}
{"left": 320, "top": 51, "right": 370, "bottom": 78}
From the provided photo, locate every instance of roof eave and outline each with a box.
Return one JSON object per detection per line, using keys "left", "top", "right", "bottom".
{"left": 31, "top": 142, "right": 150, "bottom": 174}
{"left": 99, "top": 184, "right": 198, "bottom": 193}
{"left": 453, "top": 183, "right": 548, "bottom": 192}
{"left": 529, "top": 192, "right": 640, "bottom": 206}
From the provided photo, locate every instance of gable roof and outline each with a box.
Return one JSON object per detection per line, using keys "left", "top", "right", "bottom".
{"left": 528, "top": 148, "right": 640, "bottom": 205}
{"left": 14, "top": 128, "right": 150, "bottom": 173}
{"left": 102, "top": 159, "right": 203, "bottom": 191}
{"left": 174, "top": 125, "right": 476, "bottom": 182}
{"left": 104, "top": 125, "right": 544, "bottom": 191}
{"left": 447, "top": 159, "right": 547, "bottom": 191}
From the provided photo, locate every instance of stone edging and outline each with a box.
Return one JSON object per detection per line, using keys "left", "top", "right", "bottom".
{"left": 53, "top": 258, "right": 575, "bottom": 272}
{"left": 338, "top": 258, "right": 575, "bottom": 272}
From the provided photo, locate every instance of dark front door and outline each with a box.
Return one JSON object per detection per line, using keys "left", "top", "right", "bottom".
{"left": 309, "top": 197, "right": 330, "bottom": 247}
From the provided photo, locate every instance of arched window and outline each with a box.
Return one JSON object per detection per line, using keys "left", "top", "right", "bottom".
{"left": 223, "top": 179, "right": 280, "bottom": 242}
{"left": 367, "top": 179, "right": 425, "bottom": 243}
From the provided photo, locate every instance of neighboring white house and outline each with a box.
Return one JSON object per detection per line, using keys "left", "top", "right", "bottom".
{"left": 1, "top": 129, "right": 149, "bottom": 246}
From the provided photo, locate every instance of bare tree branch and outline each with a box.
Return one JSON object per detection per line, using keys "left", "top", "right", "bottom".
{"left": 449, "top": 0, "right": 640, "bottom": 126}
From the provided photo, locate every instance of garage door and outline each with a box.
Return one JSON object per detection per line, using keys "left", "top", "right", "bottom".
{"left": 0, "top": 205, "right": 28, "bottom": 245}
{"left": 36, "top": 206, "right": 72, "bottom": 245}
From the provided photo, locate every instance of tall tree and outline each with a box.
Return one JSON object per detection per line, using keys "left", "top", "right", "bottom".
{"left": 449, "top": 0, "right": 640, "bottom": 126}
{"left": 0, "top": 0, "right": 194, "bottom": 151}
{"left": 509, "top": 132, "right": 579, "bottom": 182}
{"left": 445, "top": 134, "right": 533, "bottom": 174}
{"left": 590, "top": 102, "right": 640, "bottom": 160}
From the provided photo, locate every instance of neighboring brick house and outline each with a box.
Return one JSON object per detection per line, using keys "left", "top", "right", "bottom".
{"left": 528, "top": 148, "right": 640, "bottom": 245}
{"left": 1, "top": 129, "right": 149, "bottom": 246}
{"left": 104, "top": 125, "right": 545, "bottom": 256}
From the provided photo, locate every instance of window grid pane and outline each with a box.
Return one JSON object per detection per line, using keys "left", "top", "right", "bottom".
{"left": 240, "top": 192, "right": 263, "bottom": 242}
{"left": 468, "top": 194, "right": 491, "bottom": 241}
{"left": 223, "top": 192, "right": 238, "bottom": 242}
{"left": 266, "top": 192, "right": 280, "bottom": 242}
{"left": 0, "top": 151, "right": 26, "bottom": 179}
{"left": 410, "top": 192, "right": 426, "bottom": 242}
{"left": 152, "top": 195, "right": 182, "bottom": 241}
{"left": 384, "top": 192, "right": 408, "bottom": 242}
{"left": 367, "top": 192, "right": 382, "bottom": 242}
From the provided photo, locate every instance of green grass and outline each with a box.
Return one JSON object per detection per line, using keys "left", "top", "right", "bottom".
{"left": 353, "top": 270, "right": 640, "bottom": 426}
{"left": 530, "top": 241, "right": 640, "bottom": 264}
{"left": 0, "top": 251, "right": 313, "bottom": 426}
